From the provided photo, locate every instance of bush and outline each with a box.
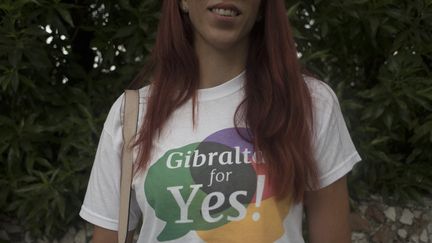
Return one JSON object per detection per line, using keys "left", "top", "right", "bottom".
{"left": 286, "top": 0, "right": 432, "bottom": 202}
{"left": 0, "top": 0, "right": 431, "bottom": 239}
{"left": 0, "top": 0, "right": 159, "bottom": 238}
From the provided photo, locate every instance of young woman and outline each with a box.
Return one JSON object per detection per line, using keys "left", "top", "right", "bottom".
{"left": 80, "top": 0, "right": 361, "bottom": 242}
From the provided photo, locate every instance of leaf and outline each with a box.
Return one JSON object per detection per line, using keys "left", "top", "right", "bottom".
{"left": 371, "top": 136, "right": 391, "bottom": 146}
{"left": 35, "top": 158, "right": 54, "bottom": 169}
{"left": 49, "top": 169, "right": 60, "bottom": 183}
{"left": 119, "top": 0, "right": 134, "bottom": 11}
{"left": 113, "top": 25, "right": 137, "bottom": 39}
{"left": 10, "top": 70, "right": 19, "bottom": 91}
{"left": 55, "top": 7, "right": 74, "bottom": 27}
{"left": 23, "top": 47, "right": 52, "bottom": 69}
{"left": 25, "top": 155, "right": 35, "bottom": 174}
{"left": 369, "top": 17, "right": 380, "bottom": 43}
{"left": 303, "top": 49, "right": 330, "bottom": 62}
{"left": 8, "top": 49, "right": 22, "bottom": 68}
{"left": 287, "top": 2, "right": 300, "bottom": 18}
{"left": 15, "top": 183, "right": 44, "bottom": 193}
{"left": 56, "top": 196, "right": 66, "bottom": 219}
{"left": 18, "top": 0, "right": 41, "bottom": 6}
{"left": 0, "top": 75, "right": 10, "bottom": 91}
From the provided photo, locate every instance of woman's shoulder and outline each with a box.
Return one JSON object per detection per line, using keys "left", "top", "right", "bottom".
{"left": 302, "top": 74, "right": 341, "bottom": 115}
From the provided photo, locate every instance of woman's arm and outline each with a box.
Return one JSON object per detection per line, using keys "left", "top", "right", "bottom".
{"left": 304, "top": 175, "right": 351, "bottom": 243}
{"left": 92, "top": 225, "right": 136, "bottom": 243}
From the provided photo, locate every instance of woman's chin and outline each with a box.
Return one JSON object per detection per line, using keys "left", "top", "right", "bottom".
{"left": 201, "top": 34, "right": 247, "bottom": 51}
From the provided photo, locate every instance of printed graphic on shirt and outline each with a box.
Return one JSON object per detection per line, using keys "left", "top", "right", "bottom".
{"left": 144, "top": 128, "right": 292, "bottom": 242}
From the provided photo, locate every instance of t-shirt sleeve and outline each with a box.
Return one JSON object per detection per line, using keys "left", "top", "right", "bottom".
{"left": 79, "top": 94, "right": 142, "bottom": 231}
{"left": 306, "top": 77, "right": 362, "bottom": 190}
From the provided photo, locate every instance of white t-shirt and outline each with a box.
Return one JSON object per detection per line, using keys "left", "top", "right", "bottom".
{"left": 79, "top": 71, "right": 361, "bottom": 243}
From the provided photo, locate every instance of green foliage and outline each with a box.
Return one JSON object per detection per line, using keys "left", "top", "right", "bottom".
{"left": 287, "top": 0, "right": 432, "bottom": 203}
{"left": 0, "top": 0, "right": 431, "bottom": 239}
{"left": 0, "top": 0, "right": 159, "bottom": 239}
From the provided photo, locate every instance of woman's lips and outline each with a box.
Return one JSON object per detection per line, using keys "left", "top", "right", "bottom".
{"left": 207, "top": 3, "right": 242, "bottom": 17}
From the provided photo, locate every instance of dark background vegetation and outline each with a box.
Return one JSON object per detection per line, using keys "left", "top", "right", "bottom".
{"left": 1, "top": 0, "right": 431, "bottom": 239}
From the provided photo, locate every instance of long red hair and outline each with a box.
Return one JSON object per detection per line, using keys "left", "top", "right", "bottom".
{"left": 131, "top": 0, "right": 318, "bottom": 203}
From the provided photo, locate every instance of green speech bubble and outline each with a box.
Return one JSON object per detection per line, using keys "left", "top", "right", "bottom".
{"left": 144, "top": 143, "right": 246, "bottom": 241}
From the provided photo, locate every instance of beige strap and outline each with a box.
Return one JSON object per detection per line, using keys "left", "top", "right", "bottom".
{"left": 119, "top": 90, "right": 139, "bottom": 243}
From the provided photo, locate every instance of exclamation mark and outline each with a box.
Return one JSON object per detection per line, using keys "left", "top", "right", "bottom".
{"left": 252, "top": 175, "right": 265, "bottom": 221}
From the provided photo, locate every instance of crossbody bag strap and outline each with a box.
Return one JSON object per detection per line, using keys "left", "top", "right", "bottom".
{"left": 119, "top": 89, "right": 139, "bottom": 243}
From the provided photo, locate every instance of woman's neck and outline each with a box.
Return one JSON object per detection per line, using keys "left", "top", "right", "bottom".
{"left": 194, "top": 38, "right": 249, "bottom": 89}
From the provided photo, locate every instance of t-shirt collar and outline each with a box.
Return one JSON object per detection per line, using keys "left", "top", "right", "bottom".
{"left": 197, "top": 70, "right": 246, "bottom": 101}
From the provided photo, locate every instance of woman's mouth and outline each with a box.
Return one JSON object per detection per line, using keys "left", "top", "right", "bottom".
{"left": 210, "top": 8, "right": 240, "bottom": 17}
{"left": 208, "top": 3, "right": 241, "bottom": 17}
